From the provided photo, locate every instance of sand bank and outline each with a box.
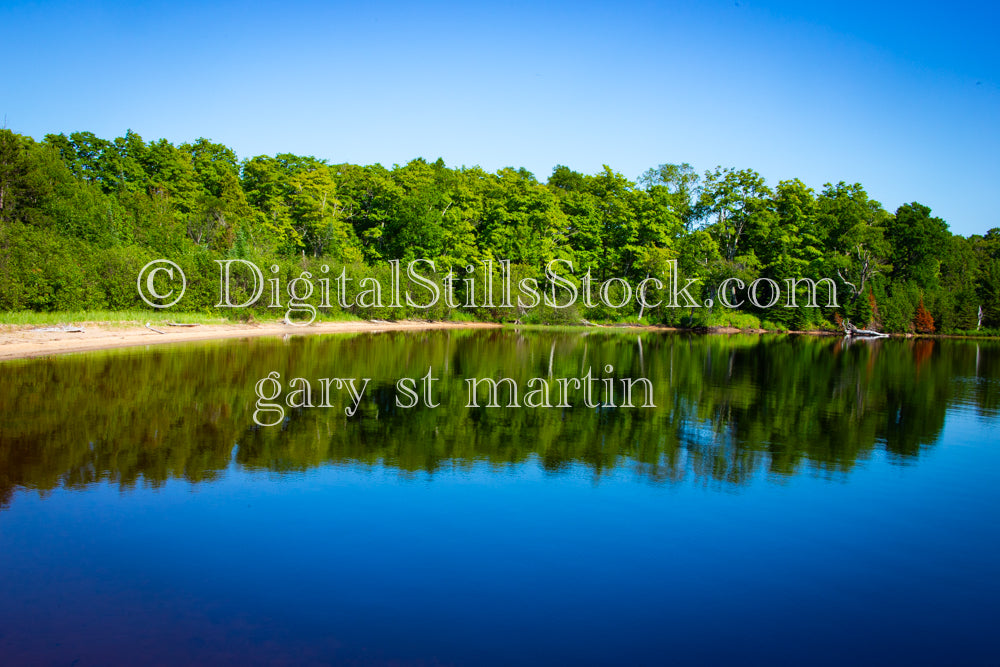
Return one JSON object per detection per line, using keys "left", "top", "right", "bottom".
{"left": 0, "top": 320, "right": 501, "bottom": 361}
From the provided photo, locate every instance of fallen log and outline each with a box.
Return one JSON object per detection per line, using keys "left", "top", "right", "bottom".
{"left": 30, "top": 326, "right": 85, "bottom": 333}
{"left": 842, "top": 319, "right": 889, "bottom": 338}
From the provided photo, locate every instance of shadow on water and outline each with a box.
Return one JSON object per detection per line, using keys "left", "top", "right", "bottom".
{"left": 2, "top": 330, "right": 998, "bottom": 505}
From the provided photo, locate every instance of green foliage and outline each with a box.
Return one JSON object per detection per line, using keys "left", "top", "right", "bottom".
{"left": 0, "top": 129, "right": 993, "bottom": 333}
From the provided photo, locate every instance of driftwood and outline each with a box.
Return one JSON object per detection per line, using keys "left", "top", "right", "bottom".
{"left": 165, "top": 321, "right": 199, "bottom": 327}
{"left": 842, "top": 319, "right": 889, "bottom": 338}
{"left": 30, "top": 326, "right": 84, "bottom": 333}
{"left": 145, "top": 322, "right": 166, "bottom": 334}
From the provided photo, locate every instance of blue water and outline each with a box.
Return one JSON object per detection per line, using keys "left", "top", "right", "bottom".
{"left": 1, "top": 333, "right": 998, "bottom": 665}
{"left": 1, "top": 404, "right": 996, "bottom": 665}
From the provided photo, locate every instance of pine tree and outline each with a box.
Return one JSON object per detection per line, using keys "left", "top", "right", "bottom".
{"left": 914, "top": 297, "right": 935, "bottom": 333}
{"left": 866, "top": 287, "right": 880, "bottom": 329}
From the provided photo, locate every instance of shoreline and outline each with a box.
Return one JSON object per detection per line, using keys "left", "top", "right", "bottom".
{"left": 0, "top": 320, "right": 501, "bottom": 362}
{"left": 0, "top": 319, "right": 992, "bottom": 362}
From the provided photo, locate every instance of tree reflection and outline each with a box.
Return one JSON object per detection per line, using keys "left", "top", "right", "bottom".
{"left": 1, "top": 330, "right": 997, "bottom": 505}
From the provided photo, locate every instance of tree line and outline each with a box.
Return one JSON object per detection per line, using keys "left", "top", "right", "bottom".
{"left": 1, "top": 128, "right": 997, "bottom": 332}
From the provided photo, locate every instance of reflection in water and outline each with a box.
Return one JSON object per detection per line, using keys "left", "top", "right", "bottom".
{"left": 1, "top": 330, "right": 998, "bottom": 505}
{"left": 2, "top": 330, "right": 1000, "bottom": 666}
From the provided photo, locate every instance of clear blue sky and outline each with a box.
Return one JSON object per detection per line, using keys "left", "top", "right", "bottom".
{"left": 3, "top": 0, "right": 997, "bottom": 235}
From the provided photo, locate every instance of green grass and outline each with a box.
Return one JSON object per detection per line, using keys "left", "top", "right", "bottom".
{"left": 0, "top": 310, "right": 232, "bottom": 327}
{"left": 684, "top": 311, "right": 764, "bottom": 329}
{"left": 0, "top": 308, "right": 392, "bottom": 328}
{"left": 935, "top": 328, "right": 1000, "bottom": 338}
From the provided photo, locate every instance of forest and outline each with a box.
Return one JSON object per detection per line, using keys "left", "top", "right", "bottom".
{"left": 1, "top": 128, "right": 997, "bottom": 333}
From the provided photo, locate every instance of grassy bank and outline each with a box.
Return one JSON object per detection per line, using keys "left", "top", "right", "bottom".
{"left": 0, "top": 309, "right": 364, "bottom": 328}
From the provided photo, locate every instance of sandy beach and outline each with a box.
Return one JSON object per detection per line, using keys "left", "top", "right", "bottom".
{"left": 0, "top": 320, "right": 502, "bottom": 361}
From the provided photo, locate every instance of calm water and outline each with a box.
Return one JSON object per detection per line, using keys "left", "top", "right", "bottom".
{"left": 1, "top": 330, "right": 998, "bottom": 665}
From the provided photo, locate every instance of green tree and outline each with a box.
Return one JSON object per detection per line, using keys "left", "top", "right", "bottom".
{"left": 697, "top": 167, "right": 773, "bottom": 264}
{"left": 886, "top": 202, "right": 949, "bottom": 287}
{"left": 638, "top": 162, "right": 700, "bottom": 229}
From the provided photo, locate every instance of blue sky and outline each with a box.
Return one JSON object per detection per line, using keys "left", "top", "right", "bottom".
{"left": 3, "top": 0, "right": 997, "bottom": 235}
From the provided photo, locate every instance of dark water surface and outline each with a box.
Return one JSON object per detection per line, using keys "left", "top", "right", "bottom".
{"left": 1, "top": 330, "right": 998, "bottom": 665}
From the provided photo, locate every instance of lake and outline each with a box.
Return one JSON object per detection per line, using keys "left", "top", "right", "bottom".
{"left": 1, "top": 330, "right": 998, "bottom": 665}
